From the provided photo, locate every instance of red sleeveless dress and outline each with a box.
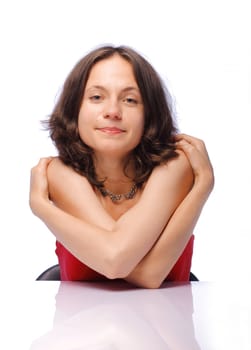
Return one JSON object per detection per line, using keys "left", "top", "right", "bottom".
{"left": 56, "top": 235, "right": 194, "bottom": 282}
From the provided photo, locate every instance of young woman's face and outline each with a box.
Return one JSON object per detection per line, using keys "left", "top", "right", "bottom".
{"left": 78, "top": 54, "right": 144, "bottom": 158}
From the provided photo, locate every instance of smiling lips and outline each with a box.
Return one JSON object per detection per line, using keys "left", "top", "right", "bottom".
{"left": 97, "top": 127, "right": 125, "bottom": 134}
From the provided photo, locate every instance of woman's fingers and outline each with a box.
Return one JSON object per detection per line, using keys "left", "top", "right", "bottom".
{"left": 175, "top": 133, "right": 206, "bottom": 152}
{"left": 30, "top": 157, "right": 54, "bottom": 200}
{"left": 175, "top": 134, "right": 210, "bottom": 159}
{"left": 174, "top": 134, "right": 214, "bottom": 188}
{"left": 31, "top": 157, "right": 54, "bottom": 173}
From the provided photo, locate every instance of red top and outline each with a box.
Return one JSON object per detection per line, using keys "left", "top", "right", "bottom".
{"left": 56, "top": 235, "right": 194, "bottom": 282}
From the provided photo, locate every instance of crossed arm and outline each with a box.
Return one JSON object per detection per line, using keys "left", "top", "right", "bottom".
{"left": 30, "top": 135, "right": 214, "bottom": 288}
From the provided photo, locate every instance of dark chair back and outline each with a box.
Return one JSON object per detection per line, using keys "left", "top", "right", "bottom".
{"left": 36, "top": 264, "right": 61, "bottom": 280}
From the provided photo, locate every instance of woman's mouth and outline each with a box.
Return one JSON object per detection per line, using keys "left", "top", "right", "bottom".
{"left": 97, "top": 127, "right": 125, "bottom": 134}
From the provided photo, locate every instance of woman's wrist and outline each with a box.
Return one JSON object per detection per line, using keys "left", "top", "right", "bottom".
{"left": 30, "top": 195, "right": 51, "bottom": 219}
{"left": 193, "top": 171, "right": 214, "bottom": 198}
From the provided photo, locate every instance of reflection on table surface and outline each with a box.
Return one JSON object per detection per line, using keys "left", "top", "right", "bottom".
{"left": 30, "top": 281, "right": 200, "bottom": 349}
{"left": 10, "top": 280, "right": 251, "bottom": 349}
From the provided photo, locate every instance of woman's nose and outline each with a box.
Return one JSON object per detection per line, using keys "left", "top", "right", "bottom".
{"left": 103, "top": 100, "right": 122, "bottom": 120}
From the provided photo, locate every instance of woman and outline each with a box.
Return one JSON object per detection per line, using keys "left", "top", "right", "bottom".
{"left": 30, "top": 45, "right": 214, "bottom": 288}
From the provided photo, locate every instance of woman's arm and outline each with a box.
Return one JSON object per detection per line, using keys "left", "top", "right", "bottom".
{"left": 29, "top": 151, "right": 193, "bottom": 279}
{"left": 125, "top": 134, "right": 214, "bottom": 288}
{"left": 125, "top": 180, "right": 211, "bottom": 288}
{"left": 31, "top": 134, "right": 213, "bottom": 288}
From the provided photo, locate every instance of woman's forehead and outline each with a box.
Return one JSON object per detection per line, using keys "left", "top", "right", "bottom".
{"left": 86, "top": 55, "right": 138, "bottom": 90}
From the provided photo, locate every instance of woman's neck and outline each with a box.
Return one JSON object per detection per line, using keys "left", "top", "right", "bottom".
{"left": 94, "top": 155, "right": 135, "bottom": 193}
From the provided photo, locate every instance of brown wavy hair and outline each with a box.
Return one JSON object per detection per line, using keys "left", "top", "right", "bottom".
{"left": 44, "top": 45, "right": 179, "bottom": 187}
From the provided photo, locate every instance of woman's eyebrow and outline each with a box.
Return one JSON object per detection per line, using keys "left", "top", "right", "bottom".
{"left": 85, "top": 85, "right": 106, "bottom": 92}
{"left": 122, "top": 86, "right": 140, "bottom": 93}
{"left": 86, "top": 85, "right": 140, "bottom": 93}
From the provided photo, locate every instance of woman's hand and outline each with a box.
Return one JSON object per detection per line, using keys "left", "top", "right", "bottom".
{"left": 175, "top": 134, "right": 214, "bottom": 191}
{"left": 29, "top": 157, "right": 54, "bottom": 217}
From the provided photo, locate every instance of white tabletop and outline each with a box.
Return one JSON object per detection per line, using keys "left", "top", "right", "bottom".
{"left": 3, "top": 281, "right": 251, "bottom": 349}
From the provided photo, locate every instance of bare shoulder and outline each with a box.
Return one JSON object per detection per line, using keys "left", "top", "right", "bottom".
{"left": 156, "top": 150, "right": 193, "bottom": 177}
{"left": 47, "top": 157, "right": 71, "bottom": 176}
{"left": 169, "top": 150, "right": 193, "bottom": 173}
{"left": 147, "top": 150, "right": 194, "bottom": 196}
{"left": 47, "top": 157, "right": 69, "bottom": 188}
{"left": 47, "top": 158, "right": 113, "bottom": 225}
{"left": 47, "top": 157, "right": 86, "bottom": 182}
{"left": 47, "top": 157, "right": 91, "bottom": 200}
{"left": 168, "top": 150, "right": 194, "bottom": 185}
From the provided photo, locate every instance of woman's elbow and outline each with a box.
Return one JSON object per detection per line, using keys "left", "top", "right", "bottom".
{"left": 133, "top": 279, "right": 162, "bottom": 289}
{"left": 106, "top": 266, "right": 163, "bottom": 288}
{"left": 102, "top": 250, "right": 132, "bottom": 280}
{"left": 144, "top": 280, "right": 163, "bottom": 289}
{"left": 104, "top": 266, "right": 128, "bottom": 280}
{"left": 125, "top": 270, "right": 164, "bottom": 289}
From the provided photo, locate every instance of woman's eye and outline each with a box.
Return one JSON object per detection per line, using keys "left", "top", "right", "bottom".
{"left": 124, "top": 97, "right": 137, "bottom": 104}
{"left": 90, "top": 95, "right": 102, "bottom": 101}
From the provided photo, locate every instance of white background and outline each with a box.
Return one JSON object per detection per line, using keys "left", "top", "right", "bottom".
{"left": 1, "top": 0, "right": 250, "bottom": 283}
